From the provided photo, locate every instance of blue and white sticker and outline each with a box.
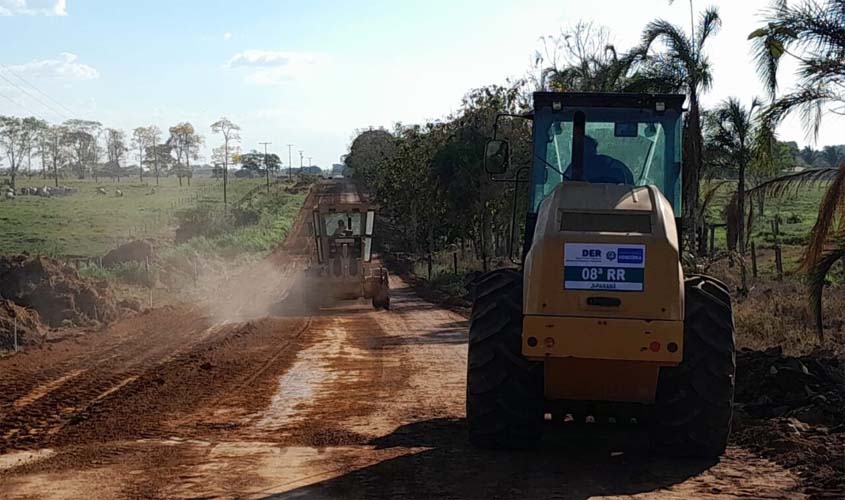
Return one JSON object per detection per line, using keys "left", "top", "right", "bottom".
{"left": 563, "top": 243, "right": 646, "bottom": 292}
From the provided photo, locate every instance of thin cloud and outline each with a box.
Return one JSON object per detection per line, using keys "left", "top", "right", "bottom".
{"left": 225, "top": 50, "right": 325, "bottom": 85}
{"left": 10, "top": 53, "right": 99, "bottom": 80}
{"left": 223, "top": 32, "right": 232, "bottom": 41}
{"left": 0, "top": 0, "right": 67, "bottom": 16}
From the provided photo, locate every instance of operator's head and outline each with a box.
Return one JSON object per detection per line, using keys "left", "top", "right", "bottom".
{"left": 584, "top": 135, "right": 598, "bottom": 156}
{"left": 337, "top": 220, "right": 346, "bottom": 229}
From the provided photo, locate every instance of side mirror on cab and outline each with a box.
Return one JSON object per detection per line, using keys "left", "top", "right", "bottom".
{"left": 484, "top": 139, "right": 509, "bottom": 175}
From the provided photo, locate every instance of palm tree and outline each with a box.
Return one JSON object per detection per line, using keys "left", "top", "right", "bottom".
{"left": 632, "top": 7, "right": 722, "bottom": 253}
{"left": 747, "top": 0, "right": 845, "bottom": 341}
{"left": 799, "top": 145, "right": 818, "bottom": 166}
{"left": 705, "top": 97, "right": 773, "bottom": 253}
{"left": 749, "top": 0, "right": 845, "bottom": 139}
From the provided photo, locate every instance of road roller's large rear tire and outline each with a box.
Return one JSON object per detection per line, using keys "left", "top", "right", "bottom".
{"left": 651, "top": 275, "right": 736, "bottom": 458}
{"left": 466, "top": 269, "right": 543, "bottom": 449}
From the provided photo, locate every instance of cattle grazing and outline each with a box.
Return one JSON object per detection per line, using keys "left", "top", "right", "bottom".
{"left": 97, "top": 187, "right": 107, "bottom": 195}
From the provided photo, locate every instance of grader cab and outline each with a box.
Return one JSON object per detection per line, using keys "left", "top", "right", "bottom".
{"left": 303, "top": 186, "right": 390, "bottom": 309}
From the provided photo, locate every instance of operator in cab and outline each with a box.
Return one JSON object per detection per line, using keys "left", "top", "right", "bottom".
{"left": 332, "top": 219, "right": 348, "bottom": 237}
{"left": 565, "top": 135, "right": 634, "bottom": 185}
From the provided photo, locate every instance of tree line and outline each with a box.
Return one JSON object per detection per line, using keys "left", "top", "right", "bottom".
{"left": 346, "top": 0, "right": 844, "bottom": 269}
{"left": 0, "top": 115, "right": 285, "bottom": 201}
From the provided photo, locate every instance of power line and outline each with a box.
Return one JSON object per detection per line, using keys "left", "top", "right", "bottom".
{"left": 0, "top": 63, "right": 76, "bottom": 117}
{"left": 0, "top": 71, "right": 68, "bottom": 121}
{"left": 0, "top": 89, "right": 49, "bottom": 122}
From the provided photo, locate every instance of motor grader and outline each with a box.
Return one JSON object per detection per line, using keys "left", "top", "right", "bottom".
{"left": 467, "top": 92, "right": 735, "bottom": 457}
{"left": 301, "top": 181, "right": 390, "bottom": 309}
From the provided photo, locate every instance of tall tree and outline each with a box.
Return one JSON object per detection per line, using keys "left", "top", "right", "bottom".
{"left": 799, "top": 145, "right": 818, "bottom": 166}
{"left": 0, "top": 116, "right": 27, "bottom": 190}
{"left": 143, "top": 142, "right": 172, "bottom": 183}
{"left": 20, "top": 117, "right": 47, "bottom": 178}
{"left": 149, "top": 126, "right": 162, "bottom": 186}
{"left": 750, "top": 0, "right": 845, "bottom": 140}
{"left": 62, "top": 119, "right": 101, "bottom": 179}
{"left": 132, "top": 126, "right": 154, "bottom": 182}
{"left": 633, "top": 7, "right": 722, "bottom": 253}
{"left": 105, "top": 128, "right": 127, "bottom": 181}
{"left": 705, "top": 97, "right": 772, "bottom": 252}
{"left": 536, "top": 22, "right": 628, "bottom": 92}
{"left": 210, "top": 117, "right": 241, "bottom": 206}
{"left": 822, "top": 145, "right": 843, "bottom": 168}
{"left": 167, "top": 122, "right": 203, "bottom": 186}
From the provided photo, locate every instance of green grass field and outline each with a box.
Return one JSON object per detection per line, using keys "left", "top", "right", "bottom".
{"left": 703, "top": 181, "right": 829, "bottom": 277}
{"left": 0, "top": 176, "right": 267, "bottom": 257}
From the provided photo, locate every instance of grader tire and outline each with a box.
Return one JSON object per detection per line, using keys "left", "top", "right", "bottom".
{"left": 466, "top": 269, "right": 543, "bottom": 449}
{"left": 651, "top": 275, "right": 735, "bottom": 458}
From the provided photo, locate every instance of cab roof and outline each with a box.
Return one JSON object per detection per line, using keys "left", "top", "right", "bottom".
{"left": 533, "top": 92, "right": 686, "bottom": 113}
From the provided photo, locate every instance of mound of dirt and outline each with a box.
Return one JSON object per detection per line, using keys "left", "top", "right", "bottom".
{"left": 0, "top": 255, "right": 121, "bottom": 327}
{"left": 735, "top": 347, "right": 845, "bottom": 426}
{"left": 102, "top": 239, "right": 154, "bottom": 267}
{"left": 0, "top": 299, "right": 43, "bottom": 349}
{"left": 284, "top": 179, "right": 311, "bottom": 194}
{"left": 733, "top": 347, "right": 845, "bottom": 498}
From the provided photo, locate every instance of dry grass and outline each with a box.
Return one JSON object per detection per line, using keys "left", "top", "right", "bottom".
{"left": 704, "top": 258, "right": 845, "bottom": 356}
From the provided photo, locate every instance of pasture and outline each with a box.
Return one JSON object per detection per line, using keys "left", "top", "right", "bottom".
{"left": 0, "top": 176, "right": 264, "bottom": 257}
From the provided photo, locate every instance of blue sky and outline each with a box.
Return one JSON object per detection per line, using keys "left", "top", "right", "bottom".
{"left": 1, "top": 0, "right": 842, "bottom": 169}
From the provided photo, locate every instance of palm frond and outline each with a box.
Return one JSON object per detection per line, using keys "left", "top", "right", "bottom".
{"left": 807, "top": 240, "right": 845, "bottom": 341}
{"left": 750, "top": 0, "right": 845, "bottom": 132}
{"left": 695, "top": 7, "right": 722, "bottom": 52}
{"left": 801, "top": 163, "right": 845, "bottom": 273}
{"left": 746, "top": 166, "right": 840, "bottom": 199}
{"left": 639, "top": 19, "right": 694, "bottom": 70}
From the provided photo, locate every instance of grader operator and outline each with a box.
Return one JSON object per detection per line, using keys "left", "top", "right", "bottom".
{"left": 467, "top": 92, "right": 735, "bottom": 458}
{"left": 301, "top": 183, "right": 390, "bottom": 309}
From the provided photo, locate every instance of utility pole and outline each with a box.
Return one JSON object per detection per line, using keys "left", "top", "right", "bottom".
{"left": 153, "top": 135, "right": 160, "bottom": 186}
{"left": 260, "top": 141, "right": 272, "bottom": 194}
{"left": 299, "top": 150, "right": 304, "bottom": 174}
{"left": 308, "top": 156, "right": 312, "bottom": 168}
{"left": 52, "top": 132, "right": 59, "bottom": 188}
{"left": 287, "top": 144, "right": 294, "bottom": 180}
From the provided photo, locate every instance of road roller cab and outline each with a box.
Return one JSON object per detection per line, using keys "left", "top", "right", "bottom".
{"left": 466, "top": 92, "right": 735, "bottom": 457}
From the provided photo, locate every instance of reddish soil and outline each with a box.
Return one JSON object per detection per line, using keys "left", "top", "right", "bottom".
{"left": 0, "top": 180, "right": 839, "bottom": 499}
{"left": 0, "top": 254, "right": 121, "bottom": 327}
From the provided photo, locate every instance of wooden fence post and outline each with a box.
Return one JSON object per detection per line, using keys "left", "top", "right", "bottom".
{"left": 453, "top": 252, "right": 459, "bottom": 275}
{"left": 427, "top": 253, "right": 433, "bottom": 281}
{"left": 708, "top": 225, "right": 716, "bottom": 255}
{"left": 750, "top": 241, "right": 758, "bottom": 278}
{"left": 774, "top": 245, "right": 784, "bottom": 281}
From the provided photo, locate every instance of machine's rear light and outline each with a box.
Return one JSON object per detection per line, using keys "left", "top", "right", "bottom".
{"left": 552, "top": 101, "right": 562, "bottom": 111}
{"left": 656, "top": 101, "right": 666, "bottom": 111}
{"left": 649, "top": 341, "right": 661, "bottom": 352}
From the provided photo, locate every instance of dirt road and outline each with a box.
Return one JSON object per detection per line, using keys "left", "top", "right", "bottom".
{"left": 0, "top": 182, "right": 811, "bottom": 499}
